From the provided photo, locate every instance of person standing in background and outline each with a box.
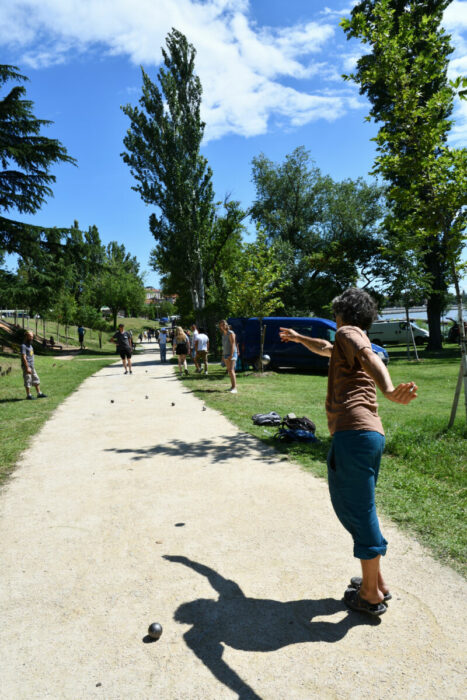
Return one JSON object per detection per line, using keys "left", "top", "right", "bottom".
{"left": 77, "top": 325, "right": 86, "bottom": 350}
{"left": 21, "top": 331, "right": 47, "bottom": 400}
{"left": 110, "top": 324, "right": 133, "bottom": 374}
{"left": 219, "top": 319, "right": 237, "bottom": 393}
{"left": 159, "top": 328, "right": 167, "bottom": 363}
{"left": 195, "top": 327, "right": 210, "bottom": 375}
{"left": 174, "top": 326, "right": 190, "bottom": 375}
{"left": 191, "top": 323, "right": 200, "bottom": 372}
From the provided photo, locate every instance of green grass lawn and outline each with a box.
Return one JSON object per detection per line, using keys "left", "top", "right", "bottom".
{"left": 0, "top": 353, "right": 112, "bottom": 486}
{"left": 181, "top": 349, "right": 466, "bottom": 576}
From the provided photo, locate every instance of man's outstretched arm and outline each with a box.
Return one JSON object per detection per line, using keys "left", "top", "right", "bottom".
{"left": 279, "top": 327, "right": 333, "bottom": 357}
{"left": 358, "top": 347, "right": 418, "bottom": 404}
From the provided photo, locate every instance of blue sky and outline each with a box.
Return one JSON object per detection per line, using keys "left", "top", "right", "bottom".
{"left": 1, "top": 0, "right": 466, "bottom": 288}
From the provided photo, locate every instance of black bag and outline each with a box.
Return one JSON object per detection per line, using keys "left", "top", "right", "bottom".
{"left": 251, "top": 411, "right": 282, "bottom": 426}
{"left": 273, "top": 413, "right": 318, "bottom": 443}
{"left": 282, "top": 413, "right": 316, "bottom": 434}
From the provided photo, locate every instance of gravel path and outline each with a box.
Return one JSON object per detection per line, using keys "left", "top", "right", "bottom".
{"left": 0, "top": 343, "right": 466, "bottom": 699}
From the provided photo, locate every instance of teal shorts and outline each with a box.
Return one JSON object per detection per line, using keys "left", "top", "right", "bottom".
{"left": 327, "top": 430, "right": 387, "bottom": 560}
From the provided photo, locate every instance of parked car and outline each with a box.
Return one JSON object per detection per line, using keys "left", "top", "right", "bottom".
{"left": 368, "top": 320, "right": 429, "bottom": 346}
{"left": 446, "top": 318, "right": 467, "bottom": 344}
{"left": 228, "top": 317, "right": 389, "bottom": 371}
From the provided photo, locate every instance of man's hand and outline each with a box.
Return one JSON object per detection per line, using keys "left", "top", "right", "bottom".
{"left": 279, "top": 327, "right": 301, "bottom": 343}
{"left": 27, "top": 367, "right": 32, "bottom": 374}
{"left": 383, "top": 382, "right": 418, "bottom": 404}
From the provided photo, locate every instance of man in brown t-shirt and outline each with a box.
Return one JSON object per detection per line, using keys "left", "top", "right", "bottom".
{"left": 280, "top": 287, "right": 417, "bottom": 617}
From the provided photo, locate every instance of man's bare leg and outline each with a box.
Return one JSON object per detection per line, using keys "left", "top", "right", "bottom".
{"left": 359, "top": 556, "right": 385, "bottom": 604}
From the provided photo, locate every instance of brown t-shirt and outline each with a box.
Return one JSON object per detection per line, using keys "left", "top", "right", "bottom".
{"left": 326, "top": 325, "right": 384, "bottom": 436}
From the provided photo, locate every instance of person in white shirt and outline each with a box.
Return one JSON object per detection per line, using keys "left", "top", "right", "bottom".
{"left": 191, "top": 323, "right": 200, "bottom": 371}
{"left": 195, "top": 327, "right": 210, "bottom": 375}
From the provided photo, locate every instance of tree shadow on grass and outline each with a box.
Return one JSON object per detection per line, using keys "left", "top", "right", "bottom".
{"left": 0, "top": 397, "right": 24, "bottom": 403}
{"left": 163, "top": 555, "right": 379, "bottom": 700}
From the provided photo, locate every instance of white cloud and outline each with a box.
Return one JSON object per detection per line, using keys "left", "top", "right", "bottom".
{"left": 444, "top": 1, "right": 467, "bottom": 29}
{"left": 1, "top": 0, "right": 466, "bottom": 143}
{"left": 0, "top": 0, "right": 357, "bottom": 141}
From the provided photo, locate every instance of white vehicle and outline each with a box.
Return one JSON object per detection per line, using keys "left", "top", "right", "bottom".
{"left": 368, "top": 320, "right": 429, "bottom": 346}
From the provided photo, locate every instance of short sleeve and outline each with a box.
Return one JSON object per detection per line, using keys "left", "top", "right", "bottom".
{"left": 20, "top": 344, "right": 27, "bottom": 354}
{"left": 335, "top": 326, "right": 371, "bottom": 367}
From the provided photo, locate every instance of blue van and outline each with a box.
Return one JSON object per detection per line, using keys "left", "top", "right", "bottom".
{"left": 228, "top": 317, "right": 389, "bottom": 370}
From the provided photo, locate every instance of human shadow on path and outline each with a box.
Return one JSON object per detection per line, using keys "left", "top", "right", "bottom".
{"left": 163, "top": 555, "right": 378, "bottom": 700}
{"left": 105, "top": 434, "right": 273, "bottom": 464}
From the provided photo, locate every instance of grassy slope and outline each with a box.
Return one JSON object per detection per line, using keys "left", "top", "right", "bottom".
{"left": 181, "top": 351, "right": 466, "bottom": 576}
{"left": 8, "top": 316, "right": 160, "bottom": 354}
{"left": 0, "top": 354, "right": 112, "bottom": 486}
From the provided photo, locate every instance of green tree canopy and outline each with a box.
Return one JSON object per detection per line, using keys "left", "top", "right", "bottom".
{"left": 0, "top": 64, "right": 76, "bottom": 257}
{"left": 251, "top": 147, "right": 386, "bottom": 315}
{"left": 122, "top": 29, "right": 218, "bottom": 315}
{"left": 342, "top": 0, "right": 467, "bottom": 349}
{"left": 89, "top": 242, "right": 146, "bottom": 329}
{"left": 226, "top": 227, "right": 286, "bottom": 318}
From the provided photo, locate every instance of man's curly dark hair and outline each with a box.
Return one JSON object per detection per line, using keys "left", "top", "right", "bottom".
{"left": 332, "top": 287, "right": 378, "bottom": 331}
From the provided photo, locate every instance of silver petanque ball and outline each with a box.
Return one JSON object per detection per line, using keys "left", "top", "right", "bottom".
{"left": 147, "top": 622, "right": 163, "bottom": 640}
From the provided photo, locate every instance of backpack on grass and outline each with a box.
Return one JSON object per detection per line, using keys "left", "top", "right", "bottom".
{"left": 251, "top": 411, "right": 282, "bottom": 426}
{"left": 274, "top": 413, "right": 318, "bottom": 443}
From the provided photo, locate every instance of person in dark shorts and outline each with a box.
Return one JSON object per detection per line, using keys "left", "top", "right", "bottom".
{"left": 174, "top": 326, "right": 190, "bottom": 375}
{"left": 280, "top": 288, "right": 417, "bottom": 617}
{"left": 77, "top": 325, "right": 86, "bottom": 349}
{"left": 110, "top": 323, "right": 133, "bottom": 374}
{"left": 21, "top": 331, "right": 47, "bottom": 400}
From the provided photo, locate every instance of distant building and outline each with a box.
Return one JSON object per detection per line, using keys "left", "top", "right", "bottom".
{"left": 144, "top": 287, "right": 177, "bottom": 307}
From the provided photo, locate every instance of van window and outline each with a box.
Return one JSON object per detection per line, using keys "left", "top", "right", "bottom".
{"left": 291, "top": 326, "right": 314, "bottom": 337}
{"left": 291, "top": 325, "right": 335, "bottom": 342}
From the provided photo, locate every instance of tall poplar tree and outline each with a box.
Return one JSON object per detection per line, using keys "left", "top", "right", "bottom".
{"left": 342, "top": 0, "right": 467, "bottom": 350}
{"left": 121, "top": 29, "right": 215, "bottom": 314}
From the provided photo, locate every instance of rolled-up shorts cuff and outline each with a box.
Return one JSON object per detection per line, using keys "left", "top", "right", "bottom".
{"left": 354, "top": 540, "right": 388, "bottom": 559}
{"left": 23, "top": 369, "right": 40, "bottom": 388}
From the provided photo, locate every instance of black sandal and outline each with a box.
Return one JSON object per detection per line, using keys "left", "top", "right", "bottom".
{"left": 349, "top": 576, "right": 392, "bottom": 602}
{"left": 344, "top": 588, "right": 387, "bottom": 617}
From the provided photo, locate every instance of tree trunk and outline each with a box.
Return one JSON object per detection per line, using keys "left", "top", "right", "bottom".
{"left": 112, "top": 310, "right": 117, "bottom": 330}
{"left": 448, "top": 267, "right": 467, "bottom": 426}
{"left": 424, "top": 247, "right": 447, "bottom": 351}
{"left": 426, "top": 292, "right": 444, "bottom": 350}
{"left": 190, "top": 252, "right": 206, "bottom": 313}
